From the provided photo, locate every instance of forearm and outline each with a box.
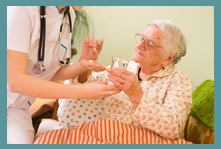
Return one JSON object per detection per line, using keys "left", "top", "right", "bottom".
{"left": 50, "top": 62, "right": 86, "bottom": 82}
{"left": 8, "top": 73, "right": 85, "bottom": 99}
{"left": 7, "top": 50, "right": 85, "bottom": 99}
{"left": 77, "top": 71, "right": 90, "bottom": 83}
{"left": 129, "top": 91, "right": 144, "bottom": 108}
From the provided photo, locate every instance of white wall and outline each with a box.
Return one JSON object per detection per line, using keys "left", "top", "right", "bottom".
{"left": 72, "top": 6, "right": 214, "bottom": 92}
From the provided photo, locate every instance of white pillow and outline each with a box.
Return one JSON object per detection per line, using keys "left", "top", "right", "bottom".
{"left": 36, "top": 119, "right": 66, "bottom": 136}
{"left": 57, "top": 98, "right": 104, "bottom": 127}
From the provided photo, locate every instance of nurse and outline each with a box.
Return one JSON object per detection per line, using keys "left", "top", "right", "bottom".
{"left": 7, "top": 6, "right": 120, "bottom": 144}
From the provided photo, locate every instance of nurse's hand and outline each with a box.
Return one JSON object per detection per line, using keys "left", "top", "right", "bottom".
{"left": 80, "top": 81, "right": 121, "bottom": 99}
{"left": 79, "top": 59, "right": 106, "bottom": 72}
{"left": 78, "top": 36, "right": 103, "bottom": 62}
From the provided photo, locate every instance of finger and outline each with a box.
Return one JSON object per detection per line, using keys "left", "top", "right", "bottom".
{"left": 106, "top": 68, "right": 111, "bottom": 72}
{"left": 88, "top": 60, "right": 98, "bottom": 65}
{"left": 93, "top": 69, "right": 106, "bottom": 72}
{"left": 105, "top": 84, "right": 121, "bottom": 90}
{"left": 97, "top": 38, "right": 103, "bottom": 47}
{"left": 95, "top": 80, "right": 108, "bottom": 85}
{"left": 88, "top": 66, "right": 106, "bottom": 72}
{"left": 109, "top": 77, "right": 123, "bottom": 88}
{"left": 110, "top": 68, "right": 133, "bottom": 83}
{"left": 97, "top": 39, "right": 103, "bottom": 53}
{"left": 108, "top": 73, "right": 119, "bottom": 83}
{"left": 92, "top": 39, "right": 98, "bottom": 53}
{"left": 105, "top": 89, "right": 121, "bottom": 97}
{"left": 84, "top": 37, "right": 89, "bottom": 46}
{"left": 111, "top": 67, "right": 131, "bottom": 76}
{"left": 88, "top": 61, "right": 104, "bottom": 68}
{"left": 88, "top": 35, "right": 94, "bottom": 46}
{"left": 93, "top": 39, "right": 98, "bottom": 49}
{"left": 109, "top": 68, "right": 128, "bottom": 81}
{"left": 91, "top": 64, "right": 106, "bottom": 69}
{"left": 91, "top": 65, "right": 106, "bottom": 70}
{"left": 98, "top": 65, "right": 107, "bottom": 70}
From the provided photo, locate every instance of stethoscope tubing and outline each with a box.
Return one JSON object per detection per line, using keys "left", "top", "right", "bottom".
{"left": 38, "top": 6, "right": 46, "bottom": 62}
{"left": 34, "top": 6, "right": 72, "bottom": 75}
{"left": 59, "top": 11, "right": 72, "bottom": 65}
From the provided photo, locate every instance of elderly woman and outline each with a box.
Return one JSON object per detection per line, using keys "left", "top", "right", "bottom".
{"left": 78, "top": 19, "right": 191, "bottom": 139}
{"left": 34, "top": 20, "right": 192, "bottom": 144}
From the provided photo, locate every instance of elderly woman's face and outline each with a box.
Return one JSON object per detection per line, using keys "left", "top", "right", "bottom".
{"left": 133, "top": 26, "right": 165, "bottom": 68}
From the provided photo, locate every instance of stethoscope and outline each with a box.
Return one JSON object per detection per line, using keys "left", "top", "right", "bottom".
{"left": 33, "top": 6, "right": 72, "bottom": 75}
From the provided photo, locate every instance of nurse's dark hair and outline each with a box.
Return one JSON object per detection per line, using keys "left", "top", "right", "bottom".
{"left": 64, "top": 6, "right": 70, "bottom": 17}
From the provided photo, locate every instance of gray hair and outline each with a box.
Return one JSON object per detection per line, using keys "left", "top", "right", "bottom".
{"left": 148, "top": 20, "right": 186, "bottom": 66}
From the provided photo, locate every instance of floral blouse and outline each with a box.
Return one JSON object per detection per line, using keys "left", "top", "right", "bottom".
{"left": 72, "top": 61, "right": 192, "bottom": 140}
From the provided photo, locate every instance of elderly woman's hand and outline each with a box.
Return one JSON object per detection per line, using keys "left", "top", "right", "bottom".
{"left": 108, "top": 67, "right": 144, "bottom": 108}
{"left": 78, "top": 35, "right": 103, "bottom": 62}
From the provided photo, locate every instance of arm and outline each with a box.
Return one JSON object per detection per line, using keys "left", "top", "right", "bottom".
{"left": 49, "top": 62, "right": 86, "bottom": 82}
{"left": 51, "top": 36, "right": 105, "bottom": 83}
{"left": 7, "top": 7, "right": 119, "bottom": 100}
{"left": 77, "top": 36, "right": 104, "bottom": 83}
{"left": 7, "top": 50, "right": 120, "bottom": 99}
{"left": 49, "top": 60, "right": 104, "bottom": 82}
{"left": 131, "top": 72, "right": 192, "bottom": 140}
{"left": 50, "top": 36, "right": 105, "bottom": 82}
{"left": 50, "top": 59, "right": 106, "bottom": 83}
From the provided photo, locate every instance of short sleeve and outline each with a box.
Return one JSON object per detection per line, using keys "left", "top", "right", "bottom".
{"left": 7, "top": 6, "right": 31, "bottom": 53}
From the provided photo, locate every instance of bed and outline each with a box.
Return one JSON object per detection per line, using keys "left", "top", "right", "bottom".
{"left": 31, "top": 80, "right": 214, "bottom": 144}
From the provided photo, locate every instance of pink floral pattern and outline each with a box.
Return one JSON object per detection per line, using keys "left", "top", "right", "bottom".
{"left": 72, "top": 61, "right": 192, "bottom": 140}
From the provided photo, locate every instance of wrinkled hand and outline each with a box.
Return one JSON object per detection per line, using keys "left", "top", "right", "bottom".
{"left": 79, "top": 35, "right": 103, "bottom": 62}
{"left": 79, "top": 59, "right": 106, "bottom": 72}
{"left": 108, "top": 67, "right": 144, "bottom": 107}
{"left": 82, "top": 81, "right": 122, "bottom": 99}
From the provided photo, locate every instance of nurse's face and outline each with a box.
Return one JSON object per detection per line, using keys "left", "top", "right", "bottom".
{"left": 57, "top": 6, "right": 82, "bottom": 12}
{"left": 71, "top": 6, "right": 82, "bottom": 11}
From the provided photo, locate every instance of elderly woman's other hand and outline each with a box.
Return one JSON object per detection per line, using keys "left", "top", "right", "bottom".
{"left": 108, "top": 67, "right": 144, "bottom": 108}
{"left": 79, "top": 36, "right": 103, "bottom": 62}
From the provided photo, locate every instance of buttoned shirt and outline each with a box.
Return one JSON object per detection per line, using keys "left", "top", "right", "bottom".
{"left": 72, "top": 61, "right": 192, "bottom": 140}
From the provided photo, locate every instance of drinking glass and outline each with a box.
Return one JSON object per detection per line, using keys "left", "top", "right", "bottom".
{"left": 108, "top": 56, "right": 129, "bottom": 85}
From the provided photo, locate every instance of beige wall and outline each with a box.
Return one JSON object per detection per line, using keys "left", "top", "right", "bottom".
{"left": 72, "top": 6, "right": 214, "bottom": 92}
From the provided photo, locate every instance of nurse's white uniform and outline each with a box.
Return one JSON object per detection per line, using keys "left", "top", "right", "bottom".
{"left": 7, "top": 6, "right": 75, "bottom": 144}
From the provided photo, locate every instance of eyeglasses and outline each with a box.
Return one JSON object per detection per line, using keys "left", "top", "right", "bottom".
{"left": 135, "top": 33, "right": 163, "bottom": 50}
